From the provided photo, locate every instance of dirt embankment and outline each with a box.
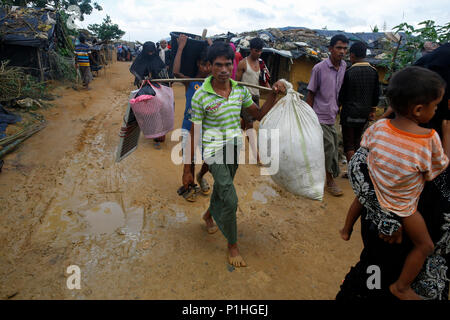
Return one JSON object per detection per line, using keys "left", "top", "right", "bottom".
{"left": 0, "top": 61, "right": 362, "bottom": 299}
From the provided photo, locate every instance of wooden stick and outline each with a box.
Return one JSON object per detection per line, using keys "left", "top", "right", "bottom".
{"left": 37, "top": 48, "right": 44, "bottom": 83}
{"left": 150, "top": 78, "right": 274, "bottom": 92}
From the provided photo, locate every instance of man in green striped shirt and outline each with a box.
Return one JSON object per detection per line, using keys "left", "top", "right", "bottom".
{"left": 182, "top": 42, "right": 286, "bottom": 267}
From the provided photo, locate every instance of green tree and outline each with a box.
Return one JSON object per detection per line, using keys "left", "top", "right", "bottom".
{"left": 87, "top": 15, "right": 125, "bottom": 41}
{"left": 380, "top": 20, "right": 450, "bottom": 80}
{"left": 0, "top": 0, "right": 103, "bottom": 20}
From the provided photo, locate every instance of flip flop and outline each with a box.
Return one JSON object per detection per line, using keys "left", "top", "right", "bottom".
{"left": 196, "top": 173, "right": 211, "bottom": 195}
{"left": 177, "top": 185, "right": 196, "bottom": 202}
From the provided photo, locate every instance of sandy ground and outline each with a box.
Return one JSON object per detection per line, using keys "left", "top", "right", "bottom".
{"left": 0, "top": 61, "right": 363, "bottom": 300}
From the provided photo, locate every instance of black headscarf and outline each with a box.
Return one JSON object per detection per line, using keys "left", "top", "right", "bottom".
{"left": 130, "top": 41, "right": 167, "bottom": 83}
{"left": 414, "top": 43, "right": 450, "bottom": 137}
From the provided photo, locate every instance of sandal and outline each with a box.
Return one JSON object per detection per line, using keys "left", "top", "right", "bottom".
{"left": 196, "top": 173, "right": 211, "bottom": 195}
{"left": 177, "top": 185, "right": 196, "bottom": 202}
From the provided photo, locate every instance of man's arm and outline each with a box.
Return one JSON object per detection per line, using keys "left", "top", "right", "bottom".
{"left": 306, "top": 90, "right": 315, "bottom": 108}
{"left": 306, "top": 66, "right": 319, "bottom": 108}
{"left": 235, "top": 59, "right": 246, "bottom": 82}
{"left": 173, "top": 34, "right": 189, "bottom": 80}
{"left": 245, "top": 81, "right": 286, "bottom": 121}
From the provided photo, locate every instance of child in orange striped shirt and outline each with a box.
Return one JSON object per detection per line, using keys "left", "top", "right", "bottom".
{"left": 340, "top": 66, "right": 449, "bottom": 300}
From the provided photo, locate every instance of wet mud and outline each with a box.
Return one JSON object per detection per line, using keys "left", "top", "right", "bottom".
{"left": 0, "top": 62, "right": 362, "bottom": 299}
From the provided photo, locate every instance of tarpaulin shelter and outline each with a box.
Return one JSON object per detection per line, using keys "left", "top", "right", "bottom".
{"left": 0, "top": 5, "right": 74, "bottom": 81}
{"left": 219, "top": 27, "right": 407, "bottom": 91}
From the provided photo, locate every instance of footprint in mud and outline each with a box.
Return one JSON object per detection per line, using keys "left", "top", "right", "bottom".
{"left": 252, "top": 185, "right": 279, "bottom": 204}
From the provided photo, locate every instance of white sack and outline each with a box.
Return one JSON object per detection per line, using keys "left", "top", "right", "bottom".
{"left": 258, "top": 79, "right": 325, "bottom": 200}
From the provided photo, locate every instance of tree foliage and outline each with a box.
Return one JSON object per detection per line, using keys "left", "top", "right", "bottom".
{"left": 87, "top": 15, "right": 125, "bottom": 41}
{"left": 380, "top": 20, "right": 450, "bottom": 80}
{"left": 0, "top": 0, "right": 103, "bottom": 20}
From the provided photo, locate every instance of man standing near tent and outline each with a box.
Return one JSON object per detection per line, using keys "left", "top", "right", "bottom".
{"left": 183, "top": 42, "right": 286, "bottom": 267}
{"left": 75, "top": 34, "right": 94, "bottom": 90}
{"left": 306, "top": 34, "right": 349, "bottom": 197}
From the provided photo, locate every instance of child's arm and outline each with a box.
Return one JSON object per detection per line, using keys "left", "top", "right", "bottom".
{"left": 173, "top": 34, "right": 189, "bottom": 80}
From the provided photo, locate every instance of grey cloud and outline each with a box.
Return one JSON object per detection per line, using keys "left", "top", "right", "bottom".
{"left": 321, "top": 10, "right": 366, "bottom": 29}
{"left": 239, "top": 7, "right": 275, "bottom": 20}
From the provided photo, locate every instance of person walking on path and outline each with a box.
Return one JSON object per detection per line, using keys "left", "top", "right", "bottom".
{"left": 182, "top": 42, "right": 286, "bottom": 267}
{"left": 306, "top": 34, "right": 349, "bottom": 196}
{"left": 75, "top": 34, "right": 94, "bottom": 90}
{"left": 129, "top": 41, "right": 169, "bottom": 149}
{"left": 338, "top": 41, "right": 380, "bottom": 170}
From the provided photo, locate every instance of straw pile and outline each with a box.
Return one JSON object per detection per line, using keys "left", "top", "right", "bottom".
{"left": 0, "top": 61, "right": 46, "bottom": 102}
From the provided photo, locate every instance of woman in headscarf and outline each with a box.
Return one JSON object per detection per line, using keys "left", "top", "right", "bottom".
{"left": 130, "top": 41, "right": 169, "bottom": 88}
{"left": 129, "top": 41, "right": 170, "bottom": 148}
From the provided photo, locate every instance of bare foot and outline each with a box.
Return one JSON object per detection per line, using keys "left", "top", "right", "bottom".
{"left": 389, "top": 282, "right": 422, "bottom": 300}
{"left": 228, "top": 243, "right": 247, "bottom": 267}
{"left": 202, "top": 211, "right": 218, "bottom": 234}
{"left": 326, "top": 183, "right": 343, "bottom": 197}
{"left": 339, "top": 228, "right": 352, "bottom": 241}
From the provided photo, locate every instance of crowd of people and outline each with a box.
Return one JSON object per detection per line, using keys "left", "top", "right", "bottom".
{"left": 113, "top": 32, "right": 450, "bottom": 300}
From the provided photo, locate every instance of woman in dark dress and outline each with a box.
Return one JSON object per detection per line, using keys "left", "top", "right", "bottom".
{"left": 129, "top": 41, "right": 169, "bottom": 148}
{"left": 336, "top": 43, "right": 450, "bottom": 300}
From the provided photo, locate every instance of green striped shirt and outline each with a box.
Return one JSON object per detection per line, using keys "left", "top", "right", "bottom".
{"left": 191, "top": 76, "right": 254, "bottom": 159}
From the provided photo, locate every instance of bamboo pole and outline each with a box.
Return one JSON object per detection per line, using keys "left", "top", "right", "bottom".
{"left": 150, "top": 78, "right": 274, "bottom": 92}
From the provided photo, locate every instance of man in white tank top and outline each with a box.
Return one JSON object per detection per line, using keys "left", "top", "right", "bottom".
{"left": 236, "top": 38, "right": 271, "bottom": 164}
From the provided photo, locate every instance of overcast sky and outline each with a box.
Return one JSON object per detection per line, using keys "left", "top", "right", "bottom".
{"left": 76, "top": 0, "right": 450, "bottom": 43}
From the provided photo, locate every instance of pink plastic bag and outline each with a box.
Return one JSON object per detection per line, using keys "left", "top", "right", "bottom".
{"left": 129, "top": 81, "right": 174, "bottom": 139}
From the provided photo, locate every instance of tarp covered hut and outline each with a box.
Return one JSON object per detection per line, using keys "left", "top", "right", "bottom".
{"left": 0, "top": 5, "right": 74, "bottom": 81}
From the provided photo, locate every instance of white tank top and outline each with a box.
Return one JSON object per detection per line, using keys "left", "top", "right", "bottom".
{"left": 241, "top": 58, "right": 260, "bottom": 96}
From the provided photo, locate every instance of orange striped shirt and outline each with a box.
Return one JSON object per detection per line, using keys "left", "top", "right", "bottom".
{"left": 361, "top": 119, "right": 449, "bottom": 217}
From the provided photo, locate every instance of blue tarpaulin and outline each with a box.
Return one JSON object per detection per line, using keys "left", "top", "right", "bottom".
{"left": 0, "top": 106, "right": 21, "bottom": 139}
{"left": 0, "top": 6, "right": 57, "bottom": 48}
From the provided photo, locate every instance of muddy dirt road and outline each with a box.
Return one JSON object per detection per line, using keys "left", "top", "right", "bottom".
{"left": 0, "top": 61, "right": 362, "bottom": 299}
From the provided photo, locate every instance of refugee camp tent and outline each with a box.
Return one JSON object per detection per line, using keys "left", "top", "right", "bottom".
{"left": 0, "top": 5, "right": 74, "bottom": 81}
